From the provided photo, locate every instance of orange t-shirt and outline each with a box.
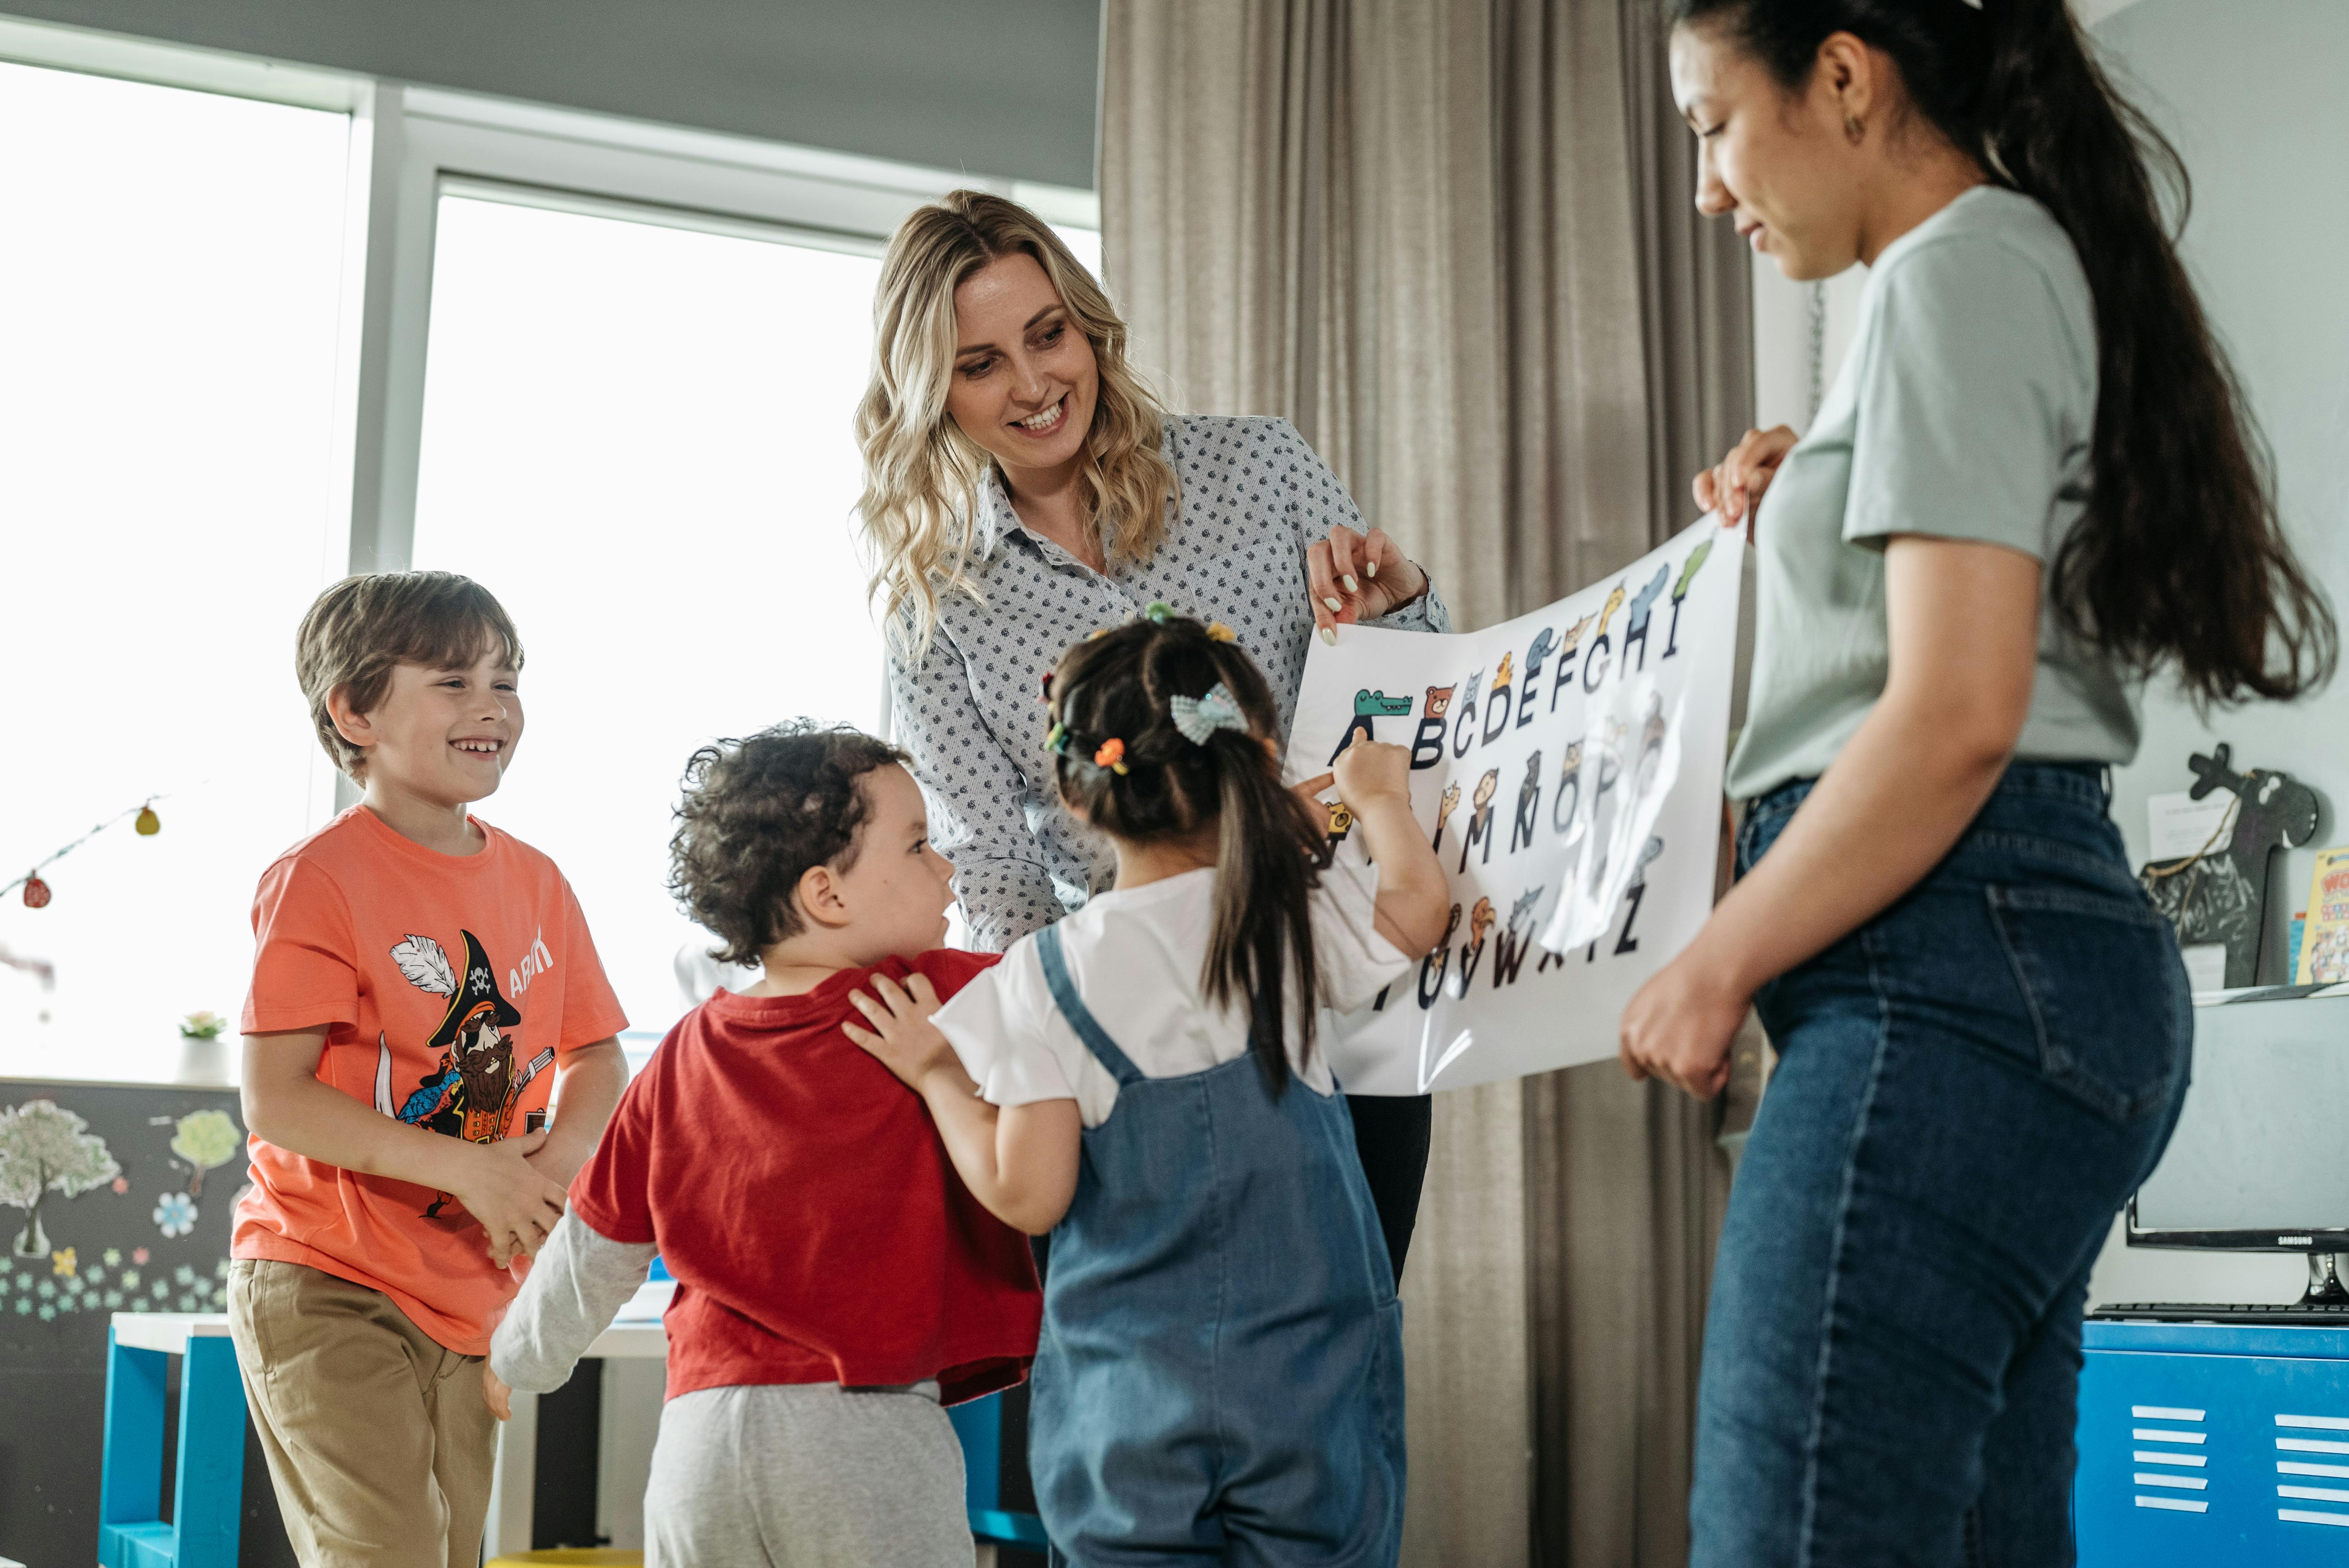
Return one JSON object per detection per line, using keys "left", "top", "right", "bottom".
{"left": 234, "top": 805, "right": 628, "bottom": 1354}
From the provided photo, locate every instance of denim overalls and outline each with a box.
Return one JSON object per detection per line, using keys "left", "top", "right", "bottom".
{"left": 1029, "top": 923, "right": 1407, "bottom": 1568}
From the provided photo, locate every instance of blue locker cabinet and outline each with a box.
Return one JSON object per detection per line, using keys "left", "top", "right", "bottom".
{"left": 2078, "top": 1321, "right": 2349, "bottom": 1565}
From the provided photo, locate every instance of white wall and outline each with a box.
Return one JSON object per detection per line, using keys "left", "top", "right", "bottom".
{"left": 1745, "top": 0, "right": 2349, "bottom": 1307}
{"left": 2085, "top": 0, "right": 2349, "bottom": 1308}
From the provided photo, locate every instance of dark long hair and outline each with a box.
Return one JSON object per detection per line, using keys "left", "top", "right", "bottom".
{"left": 1667, "top": 0, "right": 2334, "bottom": 704}
{"left": 1047, "top": 616, "right": 1327, "bottom": 1093}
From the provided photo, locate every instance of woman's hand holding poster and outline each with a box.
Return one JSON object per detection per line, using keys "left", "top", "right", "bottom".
{"left": 1285, "top": 519, "right": 1743, "bottom": 1094}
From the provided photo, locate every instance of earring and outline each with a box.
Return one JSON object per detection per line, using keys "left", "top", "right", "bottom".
{"left": 1844, "top": 111, "right": 1864, "bottom": 145}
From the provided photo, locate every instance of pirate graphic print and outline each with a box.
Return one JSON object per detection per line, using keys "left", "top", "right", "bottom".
{"left": 371, "top": 930, "right": 555, "bottom": 1213}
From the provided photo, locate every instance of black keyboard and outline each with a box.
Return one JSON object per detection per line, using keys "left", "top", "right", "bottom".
{"left": 2094, "top": 1301, "right": 2349, "bottom": 1324}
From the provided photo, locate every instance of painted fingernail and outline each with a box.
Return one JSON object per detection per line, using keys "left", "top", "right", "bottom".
{"left": 1323, "top": 596, "right": 1343, "bottom": 612}
{"left": 1319, "top": 625, "right": 1338, "bottom": 646}
{"left": 1366, "top": 562, "right": 1378, "bottom": 578}
{"left": 1342, "top": 574, "right": 1359, "bottom": 592}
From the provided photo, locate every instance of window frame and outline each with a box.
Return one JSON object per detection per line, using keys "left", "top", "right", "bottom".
{"left": 0, "top": 10, "right": 1102, "bottom": 589}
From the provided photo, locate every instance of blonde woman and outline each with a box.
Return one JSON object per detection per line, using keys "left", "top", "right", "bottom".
{"left": 856, "top": 190, "right": 1447, "bottom": 1277}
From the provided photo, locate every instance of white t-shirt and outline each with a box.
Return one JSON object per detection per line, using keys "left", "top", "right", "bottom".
{"left": 932, "top": 857, "right": 1412, "bottom": 1127}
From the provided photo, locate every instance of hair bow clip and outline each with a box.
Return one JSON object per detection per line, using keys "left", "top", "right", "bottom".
{"left": 1205, "top": 622, "right": 1238, "bottom": 644}
{"left": 1040, "top": 670, "right": 1056, "bottom": 703}
{"left": 1170, "top": 683, "right": 1250, "bottom": 746}
{"left": 1093, "top": 737, "right": 1130, "bottom": 774}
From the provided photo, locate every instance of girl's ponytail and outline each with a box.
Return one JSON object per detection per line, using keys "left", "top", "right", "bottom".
{"left": 1667, "top": 0, "right": 2335, "bottom": 704}
{"left": 1047, "top": 614, "right": 1327, "bottom": 1093}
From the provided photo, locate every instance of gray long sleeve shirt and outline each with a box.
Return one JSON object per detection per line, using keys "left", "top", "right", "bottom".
{"left": 888, "top": 413, "right": 1451, "bottom": 953}
{"left": 489, "top": 1209, "right": 657, "bottom": 1394}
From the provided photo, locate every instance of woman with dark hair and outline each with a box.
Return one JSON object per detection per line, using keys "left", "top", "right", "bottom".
{"left": 1618, "top": 0, "right": 2334, "bottom": 1560}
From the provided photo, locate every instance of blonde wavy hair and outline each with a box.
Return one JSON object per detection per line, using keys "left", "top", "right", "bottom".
{"left": 855, "top": 190, "right": 1179, "bottom": 657}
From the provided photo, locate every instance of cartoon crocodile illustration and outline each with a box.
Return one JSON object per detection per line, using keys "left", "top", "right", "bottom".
{"left": 1331, "top": 688, "right": 1416, "bottom": 763}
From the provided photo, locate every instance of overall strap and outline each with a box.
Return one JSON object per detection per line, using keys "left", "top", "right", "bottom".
{"left": 1035, "top": 923, "right": 1146, "bottom": 1086}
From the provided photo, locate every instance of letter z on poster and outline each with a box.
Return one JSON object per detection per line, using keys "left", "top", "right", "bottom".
{"left": 1282, "top": 518, "right": 1743, "bottom": 1094}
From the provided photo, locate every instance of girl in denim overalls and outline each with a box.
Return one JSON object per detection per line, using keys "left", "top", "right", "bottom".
{"left": 846, "top": 611, "right": 1453, "bottom": 1567}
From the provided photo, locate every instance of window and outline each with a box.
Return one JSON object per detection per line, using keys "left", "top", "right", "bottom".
{"left": 409, "top": 188, "right": 889, "bottom": 1041}
{"left": 0, "top": 29, "right": 1099, "bottom": 1079}
{"left": 0, "top": 60, "right": 352, "bottom": 1075}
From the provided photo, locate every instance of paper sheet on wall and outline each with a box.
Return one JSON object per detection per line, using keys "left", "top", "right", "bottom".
{"left": 1282, "top": 518, "right": 1743, "bottom": 1095}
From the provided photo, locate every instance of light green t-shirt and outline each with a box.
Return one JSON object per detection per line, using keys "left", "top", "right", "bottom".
{"left": 1725, "top": 185, "right": 2141, "bottom": 802}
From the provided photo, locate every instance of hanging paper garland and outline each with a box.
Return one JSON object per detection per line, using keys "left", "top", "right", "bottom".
{"left": 2, "top": 798, "right": 163, "bottom": 910}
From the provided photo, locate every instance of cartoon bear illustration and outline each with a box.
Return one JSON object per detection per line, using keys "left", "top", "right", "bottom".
{"left": 1509, "top": 750, "right": 1544, "bottom": 854}
{"left": 1426, "top": 684, "right": 1456, "bottom": 720}
{"left": 1460, "top": 767, "right": 1501, "bottom": 872}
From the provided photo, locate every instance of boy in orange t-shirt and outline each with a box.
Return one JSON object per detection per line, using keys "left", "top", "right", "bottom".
{"left": 232, "top": 572, "right": 628, "bottom": 1568}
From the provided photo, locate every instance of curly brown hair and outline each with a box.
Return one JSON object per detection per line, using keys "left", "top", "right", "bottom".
{"left": 668, "top": 722, "right": 909, "bottom": 966}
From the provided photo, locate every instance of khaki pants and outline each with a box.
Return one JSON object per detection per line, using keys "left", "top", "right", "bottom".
{"left": 228, "top": 1259, "right": 497, "bottom": 1568}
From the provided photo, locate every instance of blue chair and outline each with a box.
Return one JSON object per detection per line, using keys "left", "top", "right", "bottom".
{"left": 948, "top": 1390, "right": 1049, "bottom": 1550}
{"left": 99, "top": 1313, "right": 247, "bottom": 1568}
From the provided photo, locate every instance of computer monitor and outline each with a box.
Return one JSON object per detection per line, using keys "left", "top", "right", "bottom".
{"left": 2127, "top": 987, "right": 2349, "bottom": 1256}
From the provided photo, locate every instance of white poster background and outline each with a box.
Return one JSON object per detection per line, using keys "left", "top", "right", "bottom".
{"left": 1283, "top": 519, "right": 1743, "bottom": 1094}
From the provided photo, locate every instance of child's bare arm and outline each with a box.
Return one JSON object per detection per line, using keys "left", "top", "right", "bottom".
{"left": 1330, "top": 737, "right": 1451, "bottom": 955}
{"left": 242, "top": 1028, "right": 570, "bottom": 1267}
{"left": 844, "top": 975, "right": 1081, "bottom": 1235}
{"left": 524, "top": 1038, "right": 627, "bottom": 1188}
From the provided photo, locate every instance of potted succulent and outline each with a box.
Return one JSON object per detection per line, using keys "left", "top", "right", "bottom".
{"left": 176, "top": 1010, "right": 231, "bottom": 1085}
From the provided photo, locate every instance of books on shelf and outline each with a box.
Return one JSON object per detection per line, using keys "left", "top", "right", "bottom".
{"left": 2294, "top": 847, "right": 2349, "bottom": 985}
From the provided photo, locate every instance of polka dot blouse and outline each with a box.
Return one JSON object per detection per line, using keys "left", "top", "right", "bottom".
{"left": 888, "top": 413, "right": 1452, "bottom": 953}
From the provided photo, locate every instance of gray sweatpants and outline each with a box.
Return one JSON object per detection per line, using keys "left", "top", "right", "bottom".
{"left": 646, "top": 1381, "right": 974, "bottom": 1568}
{"left": 490, "top": 1211, "right": 974, "bottom": 1568}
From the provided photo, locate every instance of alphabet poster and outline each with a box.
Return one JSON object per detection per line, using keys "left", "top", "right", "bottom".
{"left": 1285, "top": 519, "right": 1742, "bottom": 1094}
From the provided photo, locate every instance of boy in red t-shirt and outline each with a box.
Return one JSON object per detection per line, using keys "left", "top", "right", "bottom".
{"left": 233, "top": 572, "right": 629, "bottom": 1568}
{"left": 486, "top": 722, "right": 1040, "bottom": 1567}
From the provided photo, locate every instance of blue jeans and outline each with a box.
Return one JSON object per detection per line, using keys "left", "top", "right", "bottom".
{"left": 1690, "top": 763, "right": 2192, "bottom": 1568}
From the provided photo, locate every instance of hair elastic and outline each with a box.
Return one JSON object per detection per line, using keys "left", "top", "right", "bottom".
{"left": 1093, "top": 737, "right": 1129, "bottom": 774}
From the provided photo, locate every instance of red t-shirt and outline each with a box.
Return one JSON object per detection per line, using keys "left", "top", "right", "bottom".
{"left": 236, "top": 806, "right": 628, "bottom": 1354}
{"left": 569, "top": 950, "right": 1041, "bottom": 1404}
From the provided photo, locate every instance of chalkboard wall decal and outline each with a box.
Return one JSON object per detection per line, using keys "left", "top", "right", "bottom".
{"left": 2138, "top": 743, "right": 2323, "bottom": 989}
{"left": 0, "top": 1098, "right": 122, "bottom": 1258}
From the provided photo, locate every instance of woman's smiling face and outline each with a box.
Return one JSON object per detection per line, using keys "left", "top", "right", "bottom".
{"left": 943, "top": 250, "right": 1100, "bottom": 483}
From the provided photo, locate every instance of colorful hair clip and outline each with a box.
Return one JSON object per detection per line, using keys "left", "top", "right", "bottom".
{"left": 1093, "top": 737, "right": 1129, "bottom": 774}
{"left": 1040, "top": 670, "right": 1056, "bottom": 702}
{"left": 1142, "top": 601, "right": 1174, "bottom": 623}
{"left": 1046, "top": 721, "right": 1069, "bottom": 754}
{"left": 1206, "top": 622, "right": 1237, "bottom": 643}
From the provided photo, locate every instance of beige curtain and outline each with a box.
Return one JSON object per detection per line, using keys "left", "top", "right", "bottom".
{"left": 1101, "top": 2, "right": 1752, "bottom": 1563}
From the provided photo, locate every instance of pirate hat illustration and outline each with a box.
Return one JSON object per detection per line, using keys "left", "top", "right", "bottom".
{"left": 427, "top": 931, "right": 521, "bottom": 1052}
